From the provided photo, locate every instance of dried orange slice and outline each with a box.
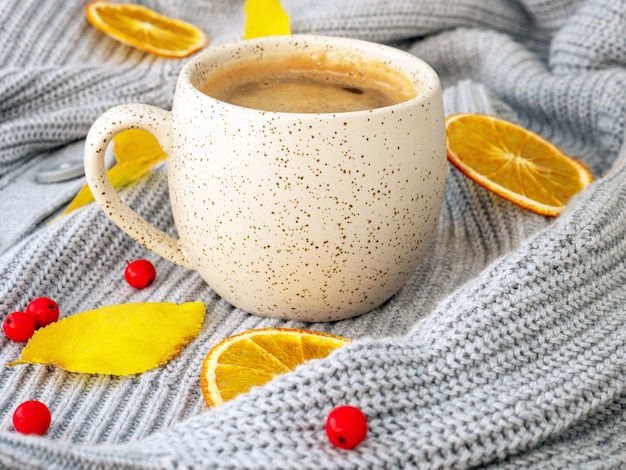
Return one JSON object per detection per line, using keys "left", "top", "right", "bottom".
{"left": 85, "top": 1, "right": 209, "bottom": 58}
{"left": 446, "top": 113, "right": 593, "bottom": 217}
{"left": 200, "top": 328, "right": 350, "bottom": 407}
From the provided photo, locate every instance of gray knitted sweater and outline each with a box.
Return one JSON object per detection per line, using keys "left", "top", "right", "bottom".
{"left": 1, "top": 0, "right": 625, "bottom": 468}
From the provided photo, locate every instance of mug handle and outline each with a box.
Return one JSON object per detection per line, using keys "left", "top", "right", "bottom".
{"left": 83, "top": 103, "right": 192, "bottom": 269}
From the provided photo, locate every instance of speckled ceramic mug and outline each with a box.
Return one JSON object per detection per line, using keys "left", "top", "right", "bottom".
{"left": 84, "top": 35, "right": 446, "bottom": 322}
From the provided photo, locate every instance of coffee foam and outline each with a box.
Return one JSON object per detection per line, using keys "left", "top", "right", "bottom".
{"left": 198, "top": 50, "right": 417, "bottom": 113}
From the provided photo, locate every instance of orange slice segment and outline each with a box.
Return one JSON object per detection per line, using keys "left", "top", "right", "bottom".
{"left": 200, "top": 328, "right": 350, "bottom": 407}
{"left": 85, "top": 1, "right": 209, "bottom": 58}
{"left": 445, "top": 113, "right": 593, "bottom": 217}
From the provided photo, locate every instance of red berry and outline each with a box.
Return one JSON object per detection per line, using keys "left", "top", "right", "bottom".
{"left": 25, "top": 297, "right": 59, "bottom": 328}
{"left": 325, "top": 405, "right": 368, "bottom": 449}
{"left": 12, "top": 400, "right": 51, "bottom": 435}
{"left": 3, "top": 311, "right": 36, "bottom": 342}
{"left": 124, "top": 259, "right": 157, "bottom": 289}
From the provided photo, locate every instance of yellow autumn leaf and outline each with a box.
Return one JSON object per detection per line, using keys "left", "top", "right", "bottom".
{"left": 8, "top": 302, "right": 205, "bottom": 376}
{"left": 56, "top": 129, "right": 166, "bottom": 220}
{"left": 243, "top": 0, "right": 291, "bottom": 40}
{"left": 110, "top": 128, "right": 165, "bottom": 164}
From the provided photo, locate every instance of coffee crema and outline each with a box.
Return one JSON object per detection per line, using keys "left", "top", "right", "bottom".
{"left": 198, "top": 52, "right": 417, "bottom": 113}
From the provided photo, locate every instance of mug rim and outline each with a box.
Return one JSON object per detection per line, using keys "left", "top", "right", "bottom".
{"left": 178, "top": 34, "right": 442, "bottom": 117}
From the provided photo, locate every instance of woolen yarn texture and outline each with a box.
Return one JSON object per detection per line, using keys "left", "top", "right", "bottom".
{"left": 0, "top": 0, "right": 625, "bottom": 468}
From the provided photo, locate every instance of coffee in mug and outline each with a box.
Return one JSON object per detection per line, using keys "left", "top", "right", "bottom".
{"left": 199, "top": 51, "right": 417, "bottom": 113}
{"left": 83, "top": 35, "right": 447, "bottom": 322}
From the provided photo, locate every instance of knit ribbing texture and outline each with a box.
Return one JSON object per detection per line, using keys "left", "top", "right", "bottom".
{"left": 0, "top": 0, "right": 625, "bottom": 468}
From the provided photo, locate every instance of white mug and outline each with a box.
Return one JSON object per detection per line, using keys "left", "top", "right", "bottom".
{"left": 84, "top": 35, "right": 447, "bottom": 322}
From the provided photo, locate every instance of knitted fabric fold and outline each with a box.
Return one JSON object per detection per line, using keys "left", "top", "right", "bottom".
{"left": 1, "top": 0, "right": 625, "bottom": 468}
